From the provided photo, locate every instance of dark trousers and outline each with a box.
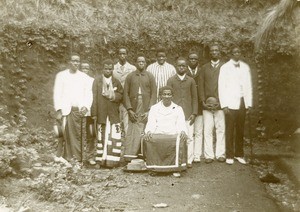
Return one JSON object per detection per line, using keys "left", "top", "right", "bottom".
{"left": 225, "top": 99, "right": 246, "bottom": 159}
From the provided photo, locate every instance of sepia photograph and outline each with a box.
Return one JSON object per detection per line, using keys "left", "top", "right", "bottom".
{"left": 0, "top": 0, "right": 299, "bottom": 211}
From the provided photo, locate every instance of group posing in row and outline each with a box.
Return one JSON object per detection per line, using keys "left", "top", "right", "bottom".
{"left": 53, "top": 44, "right": 253, "bottom": 176}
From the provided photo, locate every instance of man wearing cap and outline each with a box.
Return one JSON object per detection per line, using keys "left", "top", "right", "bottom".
{"left": 199, "top": 44, "right": 226, "bottom": 164}
{"left": 218, "top": 45, "right": 253, "bottom": 165}
{"left": 53, "top": 54, "right": 91, "bottom": 163}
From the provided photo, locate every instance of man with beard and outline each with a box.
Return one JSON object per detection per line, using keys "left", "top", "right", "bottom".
{"left": 199, "top": 44, "right": 226, "bottom": 164}
{"left": 218, "top": 45, "right": 253, "bottom": 165}
{"left": 167, "top": 57, "right": 198, "bottom": 168}
{"left": 53, "top": 54, "right": 91, "bottom": 163}
{"left": 146, "top": 47, "right": 176, "bottom": 101}
{"left": 113, "top": 47, "right": 136, "bottom": 135}
{"left": 186, "top": 51, "right": 203, "bottom": 163}
{"left": 123, "top": 55, "right": 157, "bottom": 162}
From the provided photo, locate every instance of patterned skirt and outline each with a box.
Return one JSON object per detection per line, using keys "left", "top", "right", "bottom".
{"left": 95, "top": 118, "right": 122, "bottom": 167}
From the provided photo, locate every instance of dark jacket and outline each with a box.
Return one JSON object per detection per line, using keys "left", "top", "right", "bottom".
{"left": 199, "top": 61, "right": 225, "bottom": 110}
{"left": 123, "top": 70, "right": 157, "bottom": 113}
{"left": 91, "top": 75, "right": 123, "bottom": 124}
{"left": 167, "top": 74, "right": 198, "bottom": 120}
{"left": 186, "top": 66, "right": 203, "bottom": 115}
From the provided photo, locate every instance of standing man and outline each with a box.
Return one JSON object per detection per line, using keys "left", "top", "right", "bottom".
{"left": 186, "top": 51, "right": 203, "bottom": 163}
{"left": 91, "top": 59, "right": 123, "bottom": 167}
{"left": 81, "top": 61, "right": 96, "bottom": 165}
{"left": 53, "top": 54, "right": 91, "bottom": 162}
{"left": 218, "top": 45, "right": 253, "bottom": 165}
{"left": 200, "top": 44, "right": 226, "bottom": 164}
{"left": 167, "top": 57, "right": 198, "bottom": 167}
{"left": 123, "top": 55, "right": 157, "bottom": 162}
{"left": 113, "top": 47, "right": 136, "bottom": 135}
{"left": 146, "top": 47, "right": 176, "bottom": 101}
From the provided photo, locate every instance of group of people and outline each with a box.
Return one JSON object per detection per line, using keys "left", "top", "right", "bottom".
{"left": 53, "top": 44, "right": 253, "bottom": 177}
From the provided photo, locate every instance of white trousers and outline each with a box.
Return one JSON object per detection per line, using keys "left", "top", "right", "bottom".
{"left": 193, "top": 115, "right": 203, "bottom": 158}
{"left": 186, "top": 121, "right": 194, "bottom": 164}
{"left": 203, "top": 110, "right": 225, "bottom": 159}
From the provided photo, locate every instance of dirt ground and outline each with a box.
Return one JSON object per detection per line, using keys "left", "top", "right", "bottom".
{"left": 0, "top": 157, "right": 281, "bottom": 212}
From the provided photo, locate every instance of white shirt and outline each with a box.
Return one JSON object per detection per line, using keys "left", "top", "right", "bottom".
{"left": 53, "top": 69, "right": 92, "bottom": 115}
{"left": 188, "top": 66, "right": 198, "bottom": 76}
{"left": 177, "top": 74, "right": 186, "bottom": 81}
{"left": 145, "top": 101, "right": 187, "bottom": 135}
{"left": 218, "top": 59, "right": 253, "bottom": 109}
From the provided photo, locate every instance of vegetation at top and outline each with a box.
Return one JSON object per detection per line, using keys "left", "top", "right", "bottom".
{"left": 0, "top": 0, "right": 298, "bottom": 55}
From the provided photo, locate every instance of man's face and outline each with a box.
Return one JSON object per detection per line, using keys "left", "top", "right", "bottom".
{"left": 70, "top": 55, "right": 80, "bottom": 71}
{"left": 161, "top": 89, "right": 172, "bottom": 106}
{"left": 118, "top": 48, "right": 127, "bottom": 63}
{"left": 136, "top": 56, "right": 146, "bottom": 70}
{"left": 81, "top": 63, "right": 90, "bottom": 74}
{"left": 232, "top": 47, "right": 241, "bottom": 61}
{"left": 210, "top": 46, "right": 220, "bottom": 60}
{"left": 188, "top": 53, "right": 199, "bottom": 68}
{"left": 103, "top": 64, "right": 113, "bottom": 78}
{"left": 176, "top": 59, "right": 187, "bottom": 76}
{"left": 157, "top": 52, "right": 166, "bottom": 65}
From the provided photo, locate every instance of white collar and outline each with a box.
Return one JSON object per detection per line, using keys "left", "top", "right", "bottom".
{"left": 103, "top": 76, "right": 112, "bottom": 84}
{"left": 177, "top": 74, "right": 186, "bottom": 80}
{"left": 211, "top": 60, "right": 220, "bottom": 66}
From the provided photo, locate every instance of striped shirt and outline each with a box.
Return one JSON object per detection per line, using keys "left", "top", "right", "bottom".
{"left": 146, "top": 61, "right": 176, "bottom": 100}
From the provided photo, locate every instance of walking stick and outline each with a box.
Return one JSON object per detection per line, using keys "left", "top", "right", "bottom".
{"left": 248, "top": 110, "right": 253, "bottom": 164}
{"left": 80, "top": 117, "right": 83, "bottom": 165}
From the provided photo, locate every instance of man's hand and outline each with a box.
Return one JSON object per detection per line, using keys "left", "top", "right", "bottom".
{"left": 180, "top": 131, "right": 188, "bottom": 142}
{"left": 80, "top": 107, "right": 88, "bottom": 117}
{"left": 140, "top": 112, "right": 148, "bottom": 122}
{"left": 223, "top": 107, "right": 230, "bottom": 114}
{"left": 188, "top": 114, "right": 196, "bottom": 126}
{"left": 91, "top": 116, "right": 97, "bottom": 120}
{"left": 144, "top": 131, "right": 152, "bottom": 142}
{"left": 55, "top": 109, "right": 63, "bottom": 120}
{"left": 128, "top": 109, "right": 138, "bottom": 123}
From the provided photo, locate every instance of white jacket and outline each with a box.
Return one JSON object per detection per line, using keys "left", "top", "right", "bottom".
{"left": 218, "top": 59, "right": 253, "bottom": 109}
{"left": 53, "top": 69, "right": 93, "bottom": 116}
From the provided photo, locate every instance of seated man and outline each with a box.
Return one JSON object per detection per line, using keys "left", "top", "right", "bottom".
{"left": 143, "top": 86, "right": 188, "bottom": 177}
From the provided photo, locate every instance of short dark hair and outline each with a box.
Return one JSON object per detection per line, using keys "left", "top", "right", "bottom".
{"left": 118, "top": 47, "right": 128, "bottom": 53}
{"left": 81, "top": 60, "right": 89, "bottom": 65}
{"left": 70, "top": 53, "right": 80, "bottom": 59}
{"left": 230, "top": 44, "right": 240, "bottom": 52}
{"left": 209, "top": 43, "right": 220, "bottom": 51}
{"left": 188, "top": 51, "right": 199, "bottom": 57}
{"left": 176, "top": 56, "right": 187, "bottom": 63}
{"left": 102, "top": 59, "right": 114, "bottom": 67}
{"left": 136, "top": 53, "right": 146, "bottom": 61}
{"left": 159, "top": 86, "right": 174, "bottom": 96}
{"left": 156, "top": 47, "right": 166, "bottom": 56}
